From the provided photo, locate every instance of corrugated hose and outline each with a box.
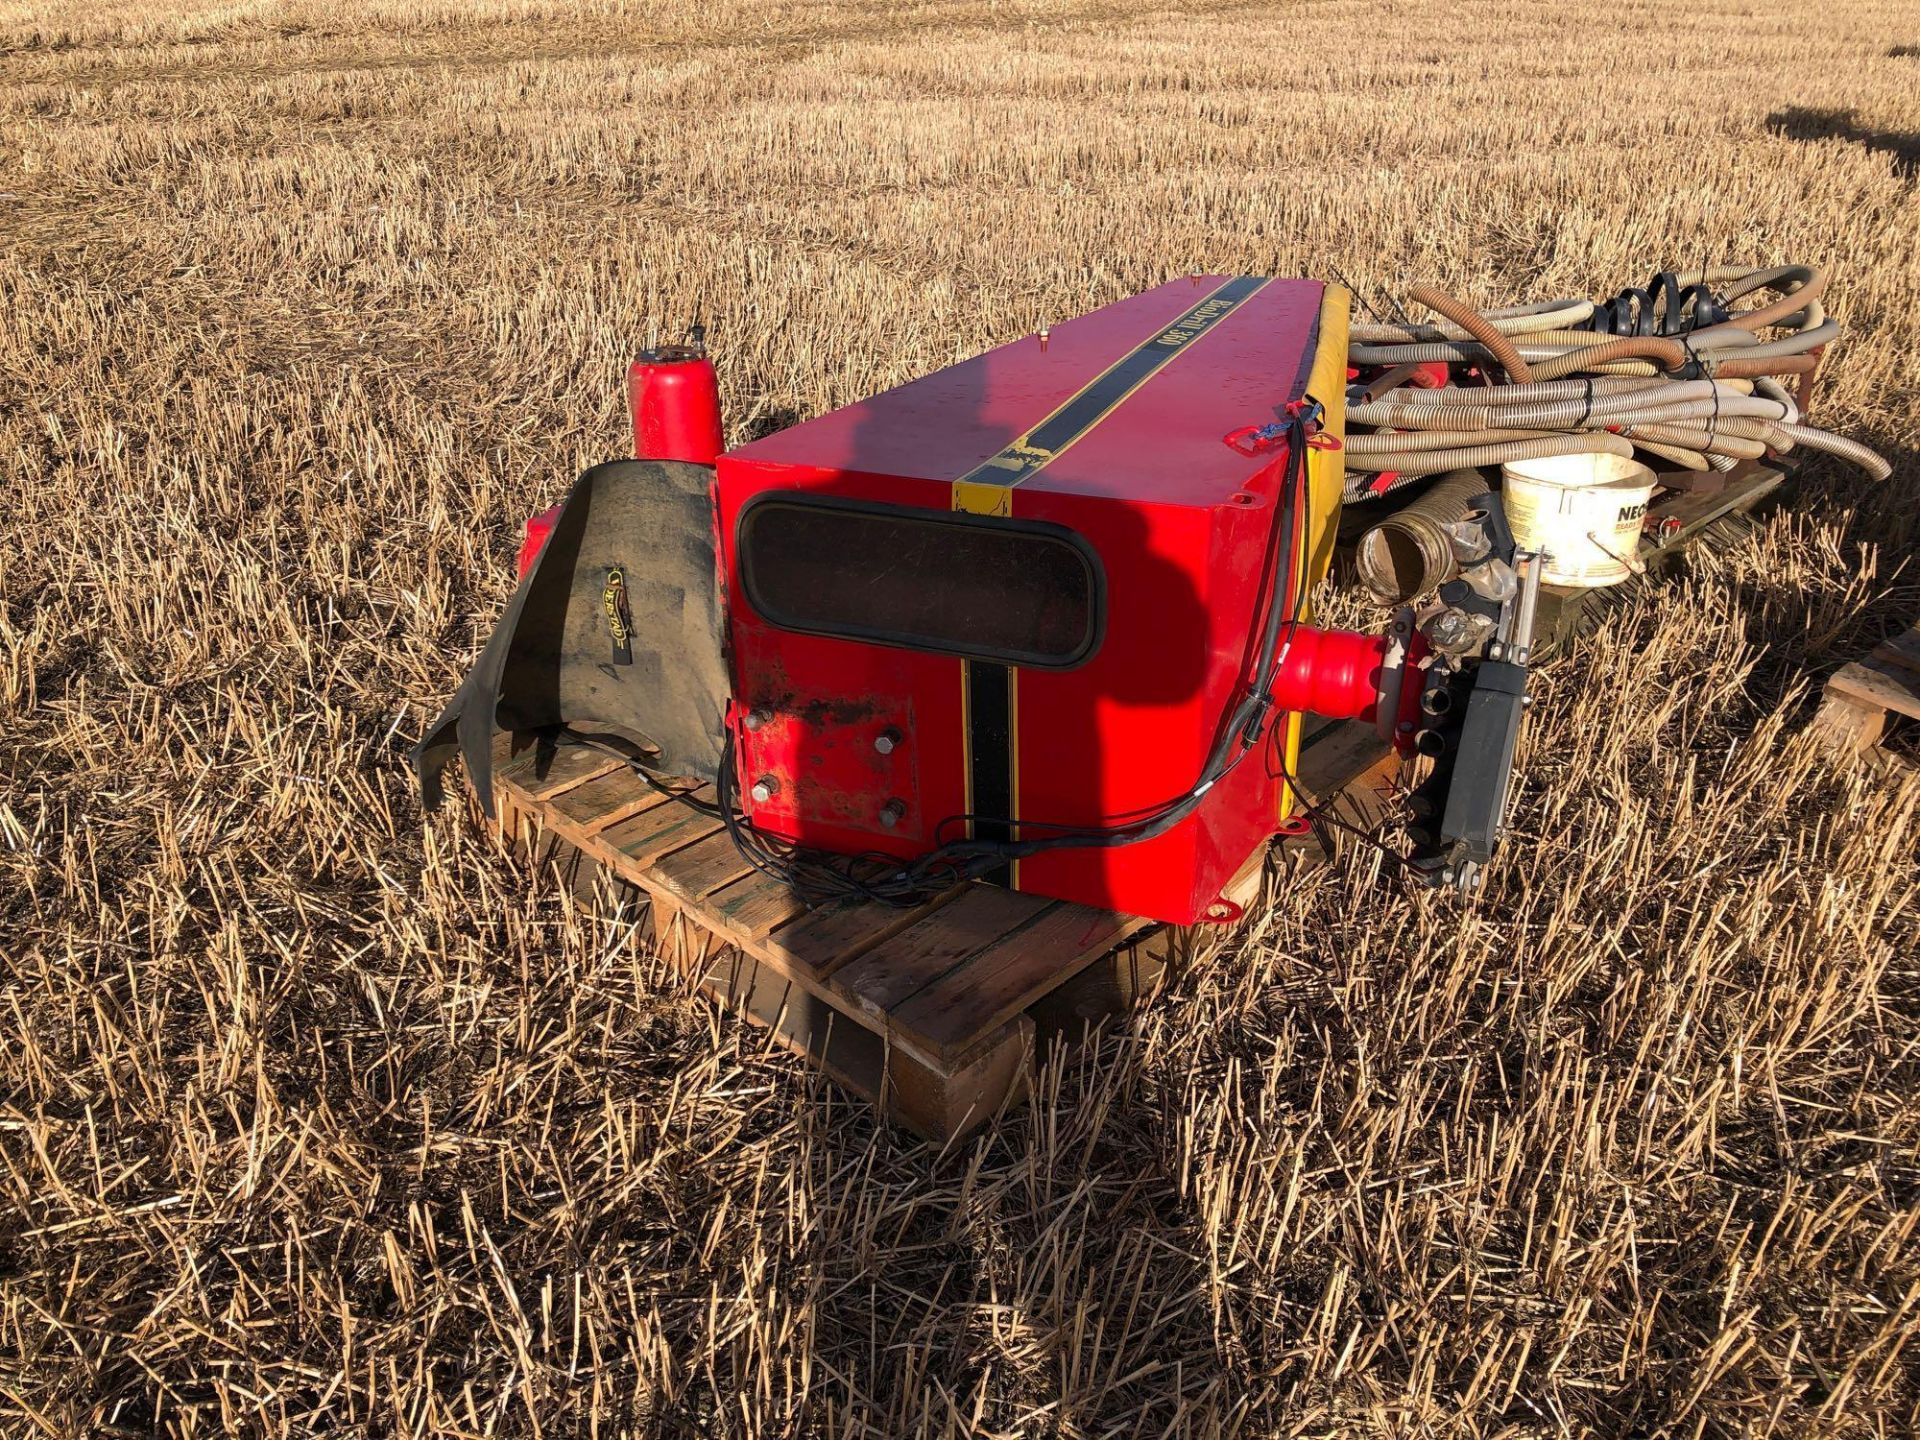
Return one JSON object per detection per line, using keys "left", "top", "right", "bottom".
{"left": 1342, "top": 263, "right": 1890, "bottom": 496}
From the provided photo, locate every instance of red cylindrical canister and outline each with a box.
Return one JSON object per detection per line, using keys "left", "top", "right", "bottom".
{"left": 627, "top": 352, "right": 724, "bottom": 464}
{"left": 1267, "top": 625, "right": 1390, "bottom": 722}
{"left": 516, "top": 504, "right": 562, "bottom": 581}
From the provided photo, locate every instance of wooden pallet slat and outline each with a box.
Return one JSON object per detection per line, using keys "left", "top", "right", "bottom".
{"left": 700, "top": 951, "right": 888, "bottom": 1097}
{"left": 829, "top": 887, "right": 1056, "bottom": 1020}
{"left": 648, "top": 830, "right": 758, "bottom": 902}
{"left": 1826, "top": 660, "right": 1920, "bottom": 721}
{"left": 698, "top": 950, "right": 1033, "bottom": 1142}
{"left": 893, "top": 902, "right": 1141, "bottom": 1061}
{"left": 600, "top": 789, "right": 725, "bottom": 866}
{"left": 760, "top": 889, "right": 959, "bottom": 982}
{"left": 706, "top": 870, "right": 813, "bottom": 940}
{"left": 496, "top": 742, "right": 624, "bottom": 800}
{"left": 1295, "top": 718, "right": 1395, "bottom": 804}
{"left": 547, "top": 767, "right": 672, "bottom": 830}
{"left": 1872, "top": 630, "right": 1920, "bottom": 676}
{"left": 1642, "top": 465, "right": 1786, "bottom": 549}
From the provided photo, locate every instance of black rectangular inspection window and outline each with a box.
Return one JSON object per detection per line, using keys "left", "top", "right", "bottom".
{"left": 738, "top": 496, "right": 1102, "bottom": 669}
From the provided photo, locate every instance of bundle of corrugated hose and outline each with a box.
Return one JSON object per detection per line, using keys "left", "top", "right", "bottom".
{"left": 1342, "top": 264, "right": 1888, "bottom": 494}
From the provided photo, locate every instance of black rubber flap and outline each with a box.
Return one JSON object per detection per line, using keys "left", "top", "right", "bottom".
{"left": 413, "top": 458, "right": 728, "bottom": 817}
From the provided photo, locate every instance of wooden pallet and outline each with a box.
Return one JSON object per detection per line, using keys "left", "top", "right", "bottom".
{"left": 486, "top": 719, "right": 1398, "bottom": 1143}
{"left": 1813, "top": 621, "right": 1920, "bottom": 773}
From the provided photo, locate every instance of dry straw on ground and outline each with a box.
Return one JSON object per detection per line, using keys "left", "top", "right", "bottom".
{"left": 4, "top": 0, "right": 1919, "bottom": 1434}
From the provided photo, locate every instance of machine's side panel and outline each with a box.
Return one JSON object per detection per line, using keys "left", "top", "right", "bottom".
{"left": 1277, "top": 284, "right": 1353, "bottom": 824}
{"left": 1199, "top": 454, "right": 1311, "bottom": 902}
{"left": 1009, "top": 406, "right": 1344, "bottom": 919}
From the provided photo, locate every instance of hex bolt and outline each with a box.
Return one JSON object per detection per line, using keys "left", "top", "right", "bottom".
{"left": 878, "top": 798, "right": 907, "bottom": 829}
{"left": 749, "top": 775, "right": 779, "bottom": 804}
{"left": 743, "top": 707, "right": 773, "bottom": 731}
{"left": 874, "top": 727, "right": 901, "bottom": 756}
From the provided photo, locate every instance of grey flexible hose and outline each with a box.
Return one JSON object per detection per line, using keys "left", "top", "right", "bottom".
{"left": 1351, "top": 387, "right": 1787, "bottom": 436}
{"left": 1349, "top": 343, "right": 1665, "bottom": 378}
{"left": 1754, "top": 376, "right": 1800, "bottom": 424}
{"left": 1345, "top": 427, "right": 1559, "bottom": 454}
{"left": 1627, "top": 415, "right": 1784, "bottom": 446}
{"left": 1702, "top": 320, "right": 1839, "bottom": 358}
{"left": 1348, "top": 401, "right": 1499, "bottom": 430}
{"left": 1366, "top": 376, "right": 1756, "bottom": 409}
{"left": 1346, "top": 264, "right": 1889, "bottom": 483}
{"left": 1525, "top": 337, "right": 1687, "bottom": 382}
{"left": 1365, "top": 376, "right": 1669, "bottom": 408}
{"left": 1351, "top": 298, "right": 1594, "bottom": 343}
{"left": 1343, "top": 431, "right": 1637, "bottom": 478}
{"left": 1634, "top": 441, "right": 1713, "bottom": 471}
{"left": 1770, "top": 422, "right": 1893, "bottom": 481}
{"left": 1619, "top": 424, "right": 1769, "bottom": 460}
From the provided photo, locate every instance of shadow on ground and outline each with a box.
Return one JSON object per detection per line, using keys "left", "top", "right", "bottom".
{"left": 1767, "top": 106, "right": 1919, "bottom": 179}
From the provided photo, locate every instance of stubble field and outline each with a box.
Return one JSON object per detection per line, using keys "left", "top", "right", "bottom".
{"left": 3, "top": 0, "right": 1920, "bottom": 1434}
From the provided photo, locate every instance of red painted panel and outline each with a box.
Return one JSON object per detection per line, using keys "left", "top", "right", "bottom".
{"left": 714, "top": 277, "right": 1333, "bottom": 924}
{"left": 726, "top": 284, "right": 1221, "bottom": 486}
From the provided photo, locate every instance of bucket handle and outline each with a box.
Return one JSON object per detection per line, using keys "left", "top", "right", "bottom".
{"left": 1585, "top": 530, "right": 1647, "bottom": 577}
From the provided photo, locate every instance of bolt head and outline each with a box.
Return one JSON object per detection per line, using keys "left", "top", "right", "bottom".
{"left": 874, "top": 728, "right": 899, "bottom": 755}
{"left": 750, "top": 777, "right": 777, "bottom": 804}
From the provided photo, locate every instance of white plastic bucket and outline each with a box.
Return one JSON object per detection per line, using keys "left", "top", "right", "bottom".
{"left": 1500, "top": 452, "right": 1655, "bottom": 588}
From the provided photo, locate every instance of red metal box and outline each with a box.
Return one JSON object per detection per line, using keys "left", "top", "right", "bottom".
{"left": 715, "top": 276, "right": 1349, "bottom": 924}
